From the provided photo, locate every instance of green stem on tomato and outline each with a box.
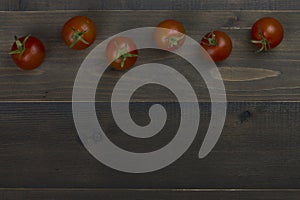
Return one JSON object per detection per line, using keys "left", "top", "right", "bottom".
{"left": 201, "top": 32, "right": 217, "bottom": 47}
{"left": 166, "top": 33, "right": 185, "bottom": 49}
{"left": 9, "top": 35, "right": 31, "bottom": 56}
{"left": 114, "top": 42, "right": 138, "bottom": 68}
{"left": 69, "top": 28, "right": 89, "bottom": 48}
{"left": 251, "top": 29, "right": 270, "bottom": 53}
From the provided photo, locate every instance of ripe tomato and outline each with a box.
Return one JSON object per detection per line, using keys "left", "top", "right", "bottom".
{"left": 10, "top": 35, "right": 46, "bottom": 70}
{"left": 154, "top": 19, "right": 186, "bottom": 51}
{"left": 62, "top": 16, "right": 96, "bottom": 50}
{"left": 200, "top": 31, "right": 232, "bottom": 62}
{"left": 106, "top": 37, "right": 138, "bottom": 70}
{"left": 251, "top": 17, "right": 284, "bottom": 52}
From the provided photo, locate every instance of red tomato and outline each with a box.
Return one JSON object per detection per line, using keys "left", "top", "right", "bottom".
{"left": 200, "top": 31, "right": 232, "bottom": 62}
{"left": 106, "top": 37, "right": 138, "bottom": 70}
{"left": 154, "top": 19, "right": 186, "bottom": 51}
{"left": 251, "top": 17, "right": 284, "bottom": 52}
{"left": 10, "top": 35, "right": 46, "bottom": 70}
{"left": 62, "top": 16, "right": 96, "bottom": 50}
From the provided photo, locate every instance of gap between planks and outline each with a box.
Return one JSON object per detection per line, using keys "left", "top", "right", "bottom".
{"left": 0, "top": 188, "right": 300, "bottom": 192}
{"left": 0, "top": 101, "right": 300, "bottom": 103}
{"left": 0, "top": 10, "right": 299, "bottom": 13}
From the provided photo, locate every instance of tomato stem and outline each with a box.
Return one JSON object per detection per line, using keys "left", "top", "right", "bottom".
{"left": 69, "top": 28, "right": 89, "bottom": 48}
{"left": 114, "top": 42, "right": 137, "bottom": 68}
{"left": 251, "top": 29, "right": 271, "bottom": 53}
{"left": 9, "top": 35, "right": 30, "bottom": 57}
{"left": 166, "top": 34, "right": 185, "bottom": 49}
{"left": 201, "top": 32, "right": 217, "bottom": 47}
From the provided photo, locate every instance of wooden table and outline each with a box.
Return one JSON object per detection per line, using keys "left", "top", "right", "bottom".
{"left": 0, "top": 1, "right": 299, "bottom": 199}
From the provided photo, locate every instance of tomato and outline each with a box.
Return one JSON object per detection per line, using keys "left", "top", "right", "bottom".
{"left": 200, "top": 31, "right": 232, "bottom": 62}
{"left": 106, "top": 37, "right": 138, "bottom": 70}
{"left": 62, "top": 16, "right": 96, "bottom": 50}
{"left": 154, "top": 19, "right": 186, "bottom": 51}
{"left": 251, "top": 17, "right": 284, "bottom": 52}
{"left": 10, "top": 35, "right": 46, "bottom": 70}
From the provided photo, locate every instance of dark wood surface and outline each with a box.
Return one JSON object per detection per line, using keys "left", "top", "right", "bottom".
{"left": 0, "top": 5, "right": 299, "bottom": 200}
{"left": 0, "top": 102, "right": 300, "bottom": 187}
{"left": 0, "top": 0, "right": 299, "bottom": 11}
{"left": 1, "top": 189, "right": 300, "bottom": 200}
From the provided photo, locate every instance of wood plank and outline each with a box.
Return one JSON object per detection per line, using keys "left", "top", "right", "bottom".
{"left": 0, "top": 0, "right": 19, "bottom": 11}
{"left": 1, "top": 189, "right": 300, "bottom": 200}
{"left": 0, "top": 11, "right": 299, "bottom": 102}
{"left": 0, "top": 0, "right": 299, "bottom": 11}
{"left": 0, "top": 102, "right": 299, "bottom": 188}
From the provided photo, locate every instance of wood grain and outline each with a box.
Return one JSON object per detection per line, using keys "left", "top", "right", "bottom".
{"left": 0, "top": 0, "right": 299, "bottom": 11}
{"left": 0, "top": 11, "right": 299, "bottom": 102}
{"left": 1, "top": 189, "right": 300, "bottom": 200}
{"left": 212, "top": 67, "right": 281, "bottom": 82}
{"left": 0, "top": 102, "right": 299, "bottom": 188}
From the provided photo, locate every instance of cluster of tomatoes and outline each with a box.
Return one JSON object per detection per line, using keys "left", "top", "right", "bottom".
{"left": 10, "top": 16, "right": 284, "bottom": 70}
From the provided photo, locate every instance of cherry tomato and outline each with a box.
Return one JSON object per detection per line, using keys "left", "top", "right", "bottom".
{"left": 10, "top": 35, "right": 46, "bottom": 70}
{"left": 200, "top": 31, "right": 232, "bottom": 62}
{"left": 251, "top": 17, "right": 284, "bottom": 52}
{"left": 154, "top": 19, "right": 186, "bottom": 51}
{"left": 106, "top": 37, "right": 138, "bottom": 70}
{"left": 62, "top": 16, "right": 96, "bottom": 50}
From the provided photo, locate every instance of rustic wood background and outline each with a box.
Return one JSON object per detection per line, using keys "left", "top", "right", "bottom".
{"left": 0, "top": 0, "right": 299, "bottom": 199}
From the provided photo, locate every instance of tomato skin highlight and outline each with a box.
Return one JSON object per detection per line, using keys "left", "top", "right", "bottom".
{"left": 62, "top": 16, "right": 96, "bottom": 50}
{"left": 251, "top": 17, "right": 284, "bottom": 51}
{"left": 106, "top": 37, "right": 138, "bottom": 71}
{"left": 200, "top": 31, "right": 232, "bottom": 62}
{"left": 10, "top": 36, "right": 46, "bottom": 70}
{"left": 154, "top": 19, "right": 186, "bottom": 51}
